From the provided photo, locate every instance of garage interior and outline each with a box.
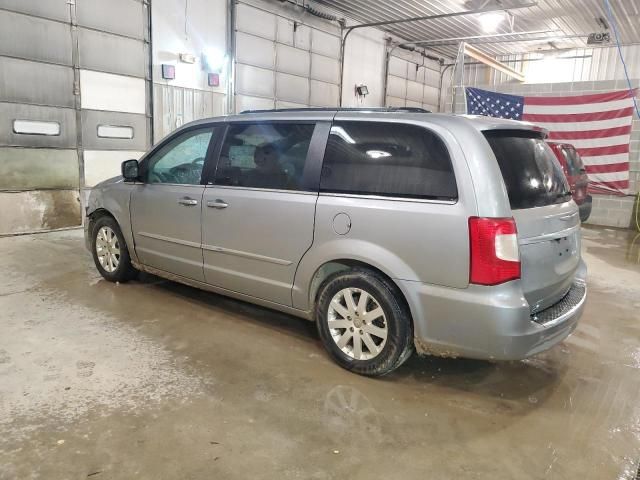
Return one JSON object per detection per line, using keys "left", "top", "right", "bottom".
{"left": 1, "top": 0, "right": 640, "bottom": 478}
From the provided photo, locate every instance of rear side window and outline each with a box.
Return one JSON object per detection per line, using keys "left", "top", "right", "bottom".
{"left": 215, "top": 123, "right": 315, "bottom": 191}
{"left": 320, "top": 122, "right": 457, "bottom": 200}
{"left": 560, "top": 146, "right": 584, "bottom": 176}
{"left": 484, "top": 130, "right": 571, "bottom": 209}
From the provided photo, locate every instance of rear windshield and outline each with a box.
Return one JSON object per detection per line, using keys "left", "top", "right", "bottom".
{"left": 560, "top": 146, "right": 585, "bottom": 176}
{"left": 484, "top": 130, "right": 571, "bottom": 209}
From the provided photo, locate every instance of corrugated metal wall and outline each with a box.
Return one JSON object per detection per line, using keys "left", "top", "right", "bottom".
{"left": 462, "top": 46, "right": 640, "bottom": 86}
{"left": 0, "top": 0, "right": 150, "bottom": 235}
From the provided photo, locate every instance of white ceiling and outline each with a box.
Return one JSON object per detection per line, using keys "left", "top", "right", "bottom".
{"left": 313, "top": 0, "right": 640, "bottom": 58}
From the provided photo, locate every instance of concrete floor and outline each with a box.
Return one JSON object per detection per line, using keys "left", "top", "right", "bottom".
{"left": 1, "top": 226, "right": 639, "bottom": 479}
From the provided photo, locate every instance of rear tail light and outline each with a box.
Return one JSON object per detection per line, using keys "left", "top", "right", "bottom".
{"left": 469, "top": 217, "right": 520, "bottom": 285}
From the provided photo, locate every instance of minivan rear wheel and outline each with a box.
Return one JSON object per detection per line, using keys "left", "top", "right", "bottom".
{"left": 316, "top": 269, "right": 413, "bottom": 376}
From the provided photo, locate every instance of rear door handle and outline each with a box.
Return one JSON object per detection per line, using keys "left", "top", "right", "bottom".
{"left": 178, "top": 197, "right": 198, "bottom": 206}
{"left": 207, "top": 199, "right": 228, "bottom": 209}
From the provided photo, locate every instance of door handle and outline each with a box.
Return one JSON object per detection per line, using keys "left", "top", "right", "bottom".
{"left": 178, "top": 197, "right": 198, "bottom": 206}
{"left": 207, "top": 199, "right": 228, "bottom": 209}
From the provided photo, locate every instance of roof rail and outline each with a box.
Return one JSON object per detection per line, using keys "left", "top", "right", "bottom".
{"left": 239, "top": 107, "right": 431, "bottom": 114}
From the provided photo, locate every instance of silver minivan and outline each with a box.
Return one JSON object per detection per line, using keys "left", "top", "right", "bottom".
{"left": 85, "top": 109, "right": 587, "bottom": 376}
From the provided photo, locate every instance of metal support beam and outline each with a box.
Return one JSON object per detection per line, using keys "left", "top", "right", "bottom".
{"left": 463, "top": 43, "right": 525, "bottom": 82}
{"left": 338, "top": 1, "right": 538, "bottom": 105}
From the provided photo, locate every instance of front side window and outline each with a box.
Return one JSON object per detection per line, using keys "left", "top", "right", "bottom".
{"left": 320, "top": 122, "right": 458, "bottom": 200}
{"left": 146, "top": 127, "right": 215, "bottom": 185}
{"left": 215, "top": 123, "right": 315, "bottom": 191}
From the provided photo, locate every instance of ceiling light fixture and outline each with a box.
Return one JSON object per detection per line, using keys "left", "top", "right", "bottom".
{"left": 478, "top": 11, "right": 506, "bottom": 33}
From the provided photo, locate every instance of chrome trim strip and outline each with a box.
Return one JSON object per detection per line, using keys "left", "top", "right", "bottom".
{"left": 205, "top": 185, "right": 317, "bottom": 196}
{"left": 519, "top": 224, "right": 581, "bottom": 245}
{"left": 137, "top": 231, "right": 201, "bottom": 249}
{"left": 202, "top": 244, "right": 292, "bottom": 266}
{"left": 319, "top": 192, "right": 457, "bottom": 205}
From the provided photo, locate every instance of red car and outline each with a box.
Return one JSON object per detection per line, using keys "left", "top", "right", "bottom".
{"left": 547, "top": 142, "right": 592, "bottom": 222}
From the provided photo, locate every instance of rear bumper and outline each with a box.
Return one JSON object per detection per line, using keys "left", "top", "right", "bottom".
{"left": 400, "top": 259, "right": 587, "bottom": 361}
{"left": 578, "top": 195, "right": 592, "bottom": 222}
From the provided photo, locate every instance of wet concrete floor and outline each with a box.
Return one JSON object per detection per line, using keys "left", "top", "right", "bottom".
{"left": 1, "top": 226, "right": 639, "bottom": 479}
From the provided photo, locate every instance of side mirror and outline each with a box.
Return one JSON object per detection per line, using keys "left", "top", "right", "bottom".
{"left": 121, "top": 159, "right": 139, "bottom": 182}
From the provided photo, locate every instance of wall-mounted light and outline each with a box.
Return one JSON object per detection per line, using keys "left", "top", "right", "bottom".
{"left": 355, "top": 84, "right": 369, "bottom": 97}
{"left": 202, "top": 48, "right": 227, "bottom": 73}
{"left": 179, "top": 53, "right": 197, "bottom": 64}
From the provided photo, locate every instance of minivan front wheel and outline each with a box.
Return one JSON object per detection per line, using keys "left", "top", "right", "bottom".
{"left": 316, "top": 269, "right": 413, "bottom": 376}
{"left": 91, "top": 216, "right": 137, "bottom": 283}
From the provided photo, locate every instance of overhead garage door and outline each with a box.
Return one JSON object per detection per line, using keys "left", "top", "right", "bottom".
{"left": 0, "top": 0, "right": 150, "bottom": 235}
{"left": 234, "top": 1, "right": 341, "bottom": 112}
{"left": 386, "top": 54, "right": 441, "bottom": 112}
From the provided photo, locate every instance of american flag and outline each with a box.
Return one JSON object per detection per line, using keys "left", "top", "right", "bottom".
{"left": 466, "top": 87, "right": 637, "bottom": 195}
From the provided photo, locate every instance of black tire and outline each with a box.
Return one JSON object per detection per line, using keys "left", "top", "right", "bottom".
{"left": 91, "top": 215, "right": 137, "bottom": 283}
{"left": 316, "top": 268, "right": 413, "bottom": 376}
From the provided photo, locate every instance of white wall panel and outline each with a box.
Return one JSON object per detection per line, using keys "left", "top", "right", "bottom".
{"left": 276, "top": 17, "right": 294, "bottom": 46}
{"left": 386, "top": 75, "right": 407, "bottom": 99}
{"left": 83, "top": 150, "right": 145, "bottom": 187}
{"left": 276, "top": 44, "right": 310, "bottom": 77}
{"left": 80, "top": 70, "right": 146, "bottom": 114}
{"left": 388, "top": 56, "right": 407, "bottom": 78}
{"left": 276, "top": 73, "right": 308, "bottom": 104}
{"left": 294, "top": 24, "right": 311, "bottom": 50}
{"left": 235, "top": 95, "right": 274, "bottom": 113}
{"left": 276, "top": 100, "right": 306, "bottom": 109}
{"left": 236, "top": 64, "right": 274, "bottom": 98}
{"left": 311, "top": 54, "right": 339, "bottom": 84}
{"left": 152, "top": 0, "right": 226, "bottom": 92}
{"left": 341, "top": 27, "right": 386, "bottom": 107}
{"left": 236, "top": 3, "right": 276, "bottom": 40}
{"left": 386, "top": 51, "right": 442, "bottom": 111}
{"left": 407, "top": 81, "right": 424, "bottom": 103}
{"left": 310, "top": 80, "right": 338, "bottom": 107}
{"left": 386, "top": 96, "right": 405, "bottom": 108}
{"left": 236, "top": 32, "right": 275, "bottom": 69}
{"left": 407, "top": 63, "right": 417, "bottom": 82}
{"left": 311, "top": 29, "right": 340, "bottom": 58}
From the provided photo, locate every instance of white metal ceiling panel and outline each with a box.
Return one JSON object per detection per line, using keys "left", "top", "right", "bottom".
{"left": 276, "top": 72, "right": 309, "bottom": 104}
{"left": 237, "top": 32, "right": 275, "bottom": 69}
{"left": 236, "top": 64, "right": 274, "bottom": 98}
{"left": 276, "top": 44, "right": 310, "bottom": 77}
{"left": 311, "top": 54, "right": 339, "bottom": 84}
